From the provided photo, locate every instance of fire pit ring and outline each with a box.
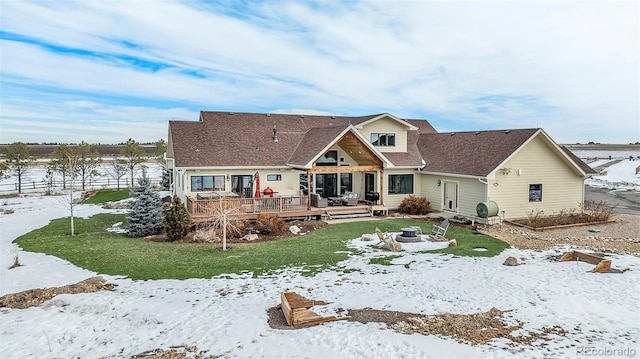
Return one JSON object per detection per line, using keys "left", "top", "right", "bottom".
{"left": 396, "top": 227, "right": 421, "bottom": 242}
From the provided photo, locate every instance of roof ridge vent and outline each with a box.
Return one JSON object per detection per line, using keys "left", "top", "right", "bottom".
{"left": 505, "top": 130, "right": 510, "bottom": 134}
{"left": 300, "top": 115, "right": 304, "bottom": 118}
{"left": 229, "top": 112, "right": 234, "bottom": 115}
{"left": 475, "top": 131, "right": 480, "bottom": 135}
{"left": 266, "top": 113, "right": 270, "bottom": 117}
{"left": 450, "top": 132, "right": 455, "bottom": 136}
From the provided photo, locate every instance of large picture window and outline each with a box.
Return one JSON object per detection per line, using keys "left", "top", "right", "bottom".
{"left": 191, "top": 175, "right": 225, "bottom": 192}
{"left": 317, "top": 150, "right": 338, "bottom": 166}
{"left": 388, "top": 174, "right": 413, "bottom": 194}
{"left": 529, "top": 184, "right": 542, "bottom": 202}
{"left": 371, "top": 133, "right": 396, "bottom": 146}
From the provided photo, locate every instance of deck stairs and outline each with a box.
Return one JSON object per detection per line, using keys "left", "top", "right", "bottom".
{"left": 322, "top": 205, "right": 373, "bottom": 220}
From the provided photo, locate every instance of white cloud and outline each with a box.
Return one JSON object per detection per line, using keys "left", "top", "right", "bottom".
{"left": 0, "top": 100, "right": 197, "bottom": 144}
{"left": 0, "top": 0, "right": 638, "bottom": 144}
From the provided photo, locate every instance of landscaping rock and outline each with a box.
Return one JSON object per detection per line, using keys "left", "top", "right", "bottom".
{"left": 243, "top": 234, "right": 259, "bottom": 241}
{"left": 503, "top": 256, "right": 519, "bottom": 266}
{"left": 289, "top": 225, "right": 301, "bottom": 234}
{"left": 448, "top": 239, "right": 457, "bottom": 247}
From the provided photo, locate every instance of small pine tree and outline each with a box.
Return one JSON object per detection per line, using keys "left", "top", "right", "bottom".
{"left": 160, "top": 168, "right": 170, "bottom": 190}
{"left": 164, "top": 195, "right": 191, "bottom": 241}
{"left": 126, "top": 174, "right": 164, "bottom": 237}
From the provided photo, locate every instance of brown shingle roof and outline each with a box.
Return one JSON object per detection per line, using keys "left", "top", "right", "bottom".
{"left": 560, "top": 146, "right": 597, "bottom": 174}
{"left": 170, "top": 111, "right": 592, "bottom": 178}
{"left": 383, "top": 129, "right": 425, "bottom": 167}
{"left": 417, "top": 129, "right": 539, "bottom": 177}
{"left": 288, "top": 125, "right": 350, "bottom": 167}
{"left": 406, "top": 119, "right": 438, "bottom": 134}
{"left": 169, "top": 111, "right": 380, "bottom": 167}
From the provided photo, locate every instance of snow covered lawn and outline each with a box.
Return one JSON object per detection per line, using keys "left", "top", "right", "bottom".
{"left": 1, "top": 196, "right": 639, "bottom": 358}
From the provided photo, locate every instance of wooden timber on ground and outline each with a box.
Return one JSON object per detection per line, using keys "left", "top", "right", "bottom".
{"left": 280, "top": 291, "right": 350, "bottom": 327}
{"left": 559, "top": 250, "right": 612, "bottom": 273}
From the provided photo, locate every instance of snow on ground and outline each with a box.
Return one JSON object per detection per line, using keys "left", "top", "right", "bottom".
{"left": 586, "top": 159, "right": 640, "bottom": 191}
{"left": 0, "top": 161, "right": 164, "bottom": 195}
{"left": 0, "top": 159, "right": 639, "bottom": 358}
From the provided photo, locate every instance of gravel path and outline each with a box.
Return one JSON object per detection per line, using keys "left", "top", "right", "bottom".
{"left": 478, "top": 214, "right": 640, "bottom": 255}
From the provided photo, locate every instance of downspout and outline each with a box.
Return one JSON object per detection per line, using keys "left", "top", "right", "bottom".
{"left": 478, "top": 177, "right": 489, "bottom": 201}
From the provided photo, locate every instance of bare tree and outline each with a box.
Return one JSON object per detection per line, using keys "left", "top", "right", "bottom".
{"left": 154, "top": 139, "right": 167, "bottom": 166}
{"left": 57, "top": 153, "right": 80, "bottom": 236}
{"left": 119, "top": 138, "right": 146, "bottom": 187}
{"left": 75, "top": 142, "right": 102, "bottom": 191}
{"left": 206, "top": 193, "right": 242, "bottom": 251}
{"left": 50, "top": 144, "right": 74, "bottom": 189}
{"left": 5, "top": 142, "right": 34, "bottom": 193}
{"left": 107, "top": 156, "right": 128, "bottom": 190}
{"left": 0, "top": 162, "right": 10, "bottom": 180}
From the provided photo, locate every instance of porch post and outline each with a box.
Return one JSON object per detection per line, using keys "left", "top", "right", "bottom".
{"left": 306, "top": 169, "right": 311, "bottom": 210}
{"left": 379, "top": 170, "right": 384, "bottom": 205}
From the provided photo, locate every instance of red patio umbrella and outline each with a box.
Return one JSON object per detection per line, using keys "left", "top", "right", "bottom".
{"left": 254, "top": 172, "right": 261, "bottom": 197}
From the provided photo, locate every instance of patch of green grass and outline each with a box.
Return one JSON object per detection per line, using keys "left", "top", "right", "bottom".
{"left": 369, "top": 255, "right": 402, "bottom": 266}
{"left": 15, "top": 216, "right": 509, "bottom": 280}
{"left": 422, "top": 227, "right": 510, "bottom": 257}
{"left": 82, "top": 189, "right": 131, "bottom": 204}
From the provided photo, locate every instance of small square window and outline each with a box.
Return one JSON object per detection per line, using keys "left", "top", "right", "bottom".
{"left": 266, "top": 174, "right": 282, "bottom": 181}
{"left": 529, "top": 184, "right": 542, "bottom": 202}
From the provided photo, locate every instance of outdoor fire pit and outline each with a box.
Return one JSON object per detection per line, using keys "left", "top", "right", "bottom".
{"left": 395, "top": 227, "right": 422, "bottom": 242}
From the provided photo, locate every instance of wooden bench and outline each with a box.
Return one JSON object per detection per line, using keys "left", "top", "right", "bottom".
{"left": 280, "top": 291, "right": 350, "bottom": 327}
{"left": 559, "top": 250, "right": 612, "bottom": 273}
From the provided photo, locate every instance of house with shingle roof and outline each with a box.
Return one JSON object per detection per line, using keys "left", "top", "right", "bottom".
{"left": 167, "top": 111, "right": 595, "bottom": 220}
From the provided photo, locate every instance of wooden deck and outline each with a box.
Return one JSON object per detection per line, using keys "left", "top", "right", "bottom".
{"left": 186, "top": 196, "right": 384, "bottom": 221}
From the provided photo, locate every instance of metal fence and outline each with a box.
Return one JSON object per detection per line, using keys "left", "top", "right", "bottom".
{"left": 0, "top": 177, "right": 162, "bottom": 195}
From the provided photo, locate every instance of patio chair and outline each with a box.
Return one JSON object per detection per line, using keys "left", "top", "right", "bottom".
{"left": 374, "top": 227, "right": 401, "bottom": 251}
{"left": 430, "top": 219, "right": 449, "bottom": 240}
{"left": 311, "top": 193, "right": 328, "bottom": 208}
{"left": 341, "top": 192, "right": 358, "bottom": 206}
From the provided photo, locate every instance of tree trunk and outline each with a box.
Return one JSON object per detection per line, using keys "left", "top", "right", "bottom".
{"left": 69, "top": 179, "right": 75, "bottom": 236}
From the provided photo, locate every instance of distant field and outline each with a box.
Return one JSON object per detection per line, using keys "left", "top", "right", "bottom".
{"left": 0, "top": 144, "right": 158, "bottom": 159}
{"left": 562, "top": 143, "right": 640, "bottom": 151}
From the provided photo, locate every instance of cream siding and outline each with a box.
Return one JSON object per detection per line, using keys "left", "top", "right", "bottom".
{"left": 359, "top": 117, "right": 408, "bottom": 153}
{"left": 420, "top": 174, "right": 486, "bottom": 217}
{"left": 488, "top": 135, "right": 585, "bottom": 219}
{"left": 177, "top": 168, "right": 303, "bottom": 199}
{"left": 382, "top": 169, "right": 421, "bottom": 208}
{"left": 455, "top": 177, "right": 487, "bottom": 217}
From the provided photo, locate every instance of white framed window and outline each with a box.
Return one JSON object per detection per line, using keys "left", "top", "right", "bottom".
{"left": 371, "top": 133, "right": 396, "bottom": 146}
{"left": 389, "top": 174, "right": 413, "bottom": 194}
{"left": 529, "top": 184, "right": 542, "bottom": 202}
{"left": 267, "top": 174, "right": 282, "bottom": 181}
{"left": 191, "top": 175, "right": 225, "bottom": 192}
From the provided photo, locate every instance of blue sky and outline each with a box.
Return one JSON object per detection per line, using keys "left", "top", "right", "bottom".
{"left": 1, "top": 0, "right": 638, "bottom": 145}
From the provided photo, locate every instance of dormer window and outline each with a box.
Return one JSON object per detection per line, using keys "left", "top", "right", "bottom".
{"left": 371, "top": 133, "right": 395, "bottom": 146}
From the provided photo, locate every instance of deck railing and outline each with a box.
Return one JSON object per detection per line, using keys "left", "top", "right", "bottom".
{"left": 186, "top": 195, "right": 310, "bottom": 218}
